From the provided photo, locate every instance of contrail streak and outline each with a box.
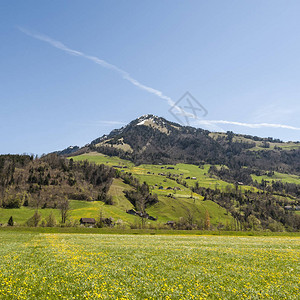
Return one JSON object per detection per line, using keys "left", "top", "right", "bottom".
{"left": 19, "top": 27, "right": 300, "bottom": 132}
{"left": 18, "top": 27, "right": 193, "bottom": 118}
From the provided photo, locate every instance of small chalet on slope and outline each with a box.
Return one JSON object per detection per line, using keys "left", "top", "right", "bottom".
{"left": 80, "top": 218, "right": 96, "bottom": 226}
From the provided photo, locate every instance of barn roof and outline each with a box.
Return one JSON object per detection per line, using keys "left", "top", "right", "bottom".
{"left": 80, "top": 218, "right": 96, "bottom": 223}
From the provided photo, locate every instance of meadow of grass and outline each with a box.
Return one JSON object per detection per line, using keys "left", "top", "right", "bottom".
{"left": 70, "top": 152, "right": 134, "bottom": 168}
{"left": 249, "top": 142, "right": 300, "bottom": 152}
{"left": 251, "top": 171, "right": 300, "bottom": 185}
{"left": 70, "top": 153, "right": 255, "bottom": 193}
{"left": 4, "top": 152, "right": 288, "bottom": 228}
{"left": 0, "top": 194, "right": 136, "bottom": 226}
{"left": 68, "top": 153, "right": 250, "bottom": 226}
{"left": 0, "top": 206, "right": 62, "bottom": 226}
{"left": 70, "top": 153, "right": 230, "bottom": 189}
{"left": 4, "top": 153, "right": 290, "bottom": 228}
{"left": 146, "top": 196, "right": 233, "bottom": 225}
{"left": 0, "top": 232, "right": 299, "bottom": 299}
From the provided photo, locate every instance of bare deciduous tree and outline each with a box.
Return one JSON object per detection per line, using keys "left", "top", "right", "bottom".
{"left": 58, "top": 197, "right": 70, "bottom": 224}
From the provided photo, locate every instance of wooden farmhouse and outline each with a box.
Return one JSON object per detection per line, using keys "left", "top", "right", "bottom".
{"left": 80, "top": 218, "right": 96, "bottom": 226}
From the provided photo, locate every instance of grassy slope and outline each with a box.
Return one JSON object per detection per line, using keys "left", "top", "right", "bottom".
{"left": 147, "top": 196, "right": 232, "bottom": 224}
{"left": 133, "top": 163, "right": 231, "bottom": 189}
{"left": 252, "top": 171, "right": 300, "bottom": 185}
{"left": 0, "top": 207, "right": 61, "bottom": 225}
{"left": 71, "top": 152, "right": 134, "bottom": 167}
{"left": 107, "top": 178, "right": 134, "bottom": 211}
{"left": 0, "top": 153, "right": 241, "bottom": 226}
{"left": 69, "top": 153, "right": 234, "bottom": 225}
{"left": 209, "top": 132, "right": 300, "bottom": 152}
{"left": 249, "top": 142, "right": 300, "bottom": 152}
{"left": 70, "top": 199, "right": 137, "bottom": 225}
{"left": 0, "top": 181, "right": 136, "bottom": 226}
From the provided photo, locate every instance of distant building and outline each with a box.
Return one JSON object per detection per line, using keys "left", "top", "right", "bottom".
{"left": 126, "top": 209, "right": 137, "bottom": 216}
{"left": 80, "top": 218, "right": 96, "bottom": 226}
{"left": 165, "top": 221, "right": 176, "bottom": 228}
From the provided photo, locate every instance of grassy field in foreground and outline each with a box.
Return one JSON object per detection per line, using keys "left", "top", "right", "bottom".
{"left": 0, "top": 233, "right": 299, "bottom": 299}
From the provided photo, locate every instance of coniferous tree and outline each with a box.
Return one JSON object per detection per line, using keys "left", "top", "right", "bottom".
{"left": 8, "top": 216, "right": 14, "bottom": 226}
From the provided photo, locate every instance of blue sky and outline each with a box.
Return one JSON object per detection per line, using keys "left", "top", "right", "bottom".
{"left": 1, "top": 1, "right": 300, "bottom": 154}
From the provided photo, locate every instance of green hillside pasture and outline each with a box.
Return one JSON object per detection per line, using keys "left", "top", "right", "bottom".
{"left": 0, "top": 199, "right": 137, "bottom": 226}
{"left": 67, "top": 155, "right": 248, "bottom": 225}
{"left": 210, "top": 132, "right": 300, "bottom": 152}
{"left": 246, "top": 141, "right": 300, "bottom": 152}
{"left": 252, "top": 171, "right": 300, "bottom": 185}
{"left": 131, "top": 172, "right": 193, "bottom": 197}
{"left": 176, "top": 163, "right": 231, "bottom": 189}
{"left": 70, "top": 154, "right": 230, "bottom": 189}
{"left": 70, "top": 200, "right": 137, "bottom": 225}
{"left": 70, "top": 152, "right": 134, "bottom": 168}
{"left": 126, "top": 166, "right": 234, "bottom": 225}
{"left": 107, "top": 175, "right": 233, "bottom": 226}
{"left": 107, "top": 178, "right": 134, "bottom": 210}
{"left": 69, "top": 154, "right": 233, "bottom": 199}
{"left": 0, "top": 233, "right": 299, "bottom": 299}
{"left": 131, "top": 163, "right": 255, "bottom": 196}
{"left": 132, "top": 163, "right": 231, "bottom": 189}
{"left": 230, "top": 134, "right": 300, "bottom": 152}
{"left": 147, "top": 195, "right": 233, "bottom": 226}
{"left": 0, "top": 207, "right": 61, "bottom": 226}
{"left": 70, "top": 154, "right": 252, "bottom": 191}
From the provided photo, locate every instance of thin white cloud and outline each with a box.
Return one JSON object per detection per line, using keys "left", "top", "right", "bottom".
{"left": 195, "top": 120, "right": 300, "bottom": 131}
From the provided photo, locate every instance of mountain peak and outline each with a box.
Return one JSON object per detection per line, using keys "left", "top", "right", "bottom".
{"left": 58, "top": 114, "right": 300, "bottom": 175}
{"left": 136, "top": 114, "right": 161, "bottom": 126}
{"left": 131, "top": 114, "right": 182, "bottom": 135}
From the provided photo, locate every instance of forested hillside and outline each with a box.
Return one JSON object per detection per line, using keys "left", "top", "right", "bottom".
{"left": 0, "top": 154, "right": 116, "bottom": 210}
{"left": 74, "top": 115, "right": 300, "bottom": 176}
